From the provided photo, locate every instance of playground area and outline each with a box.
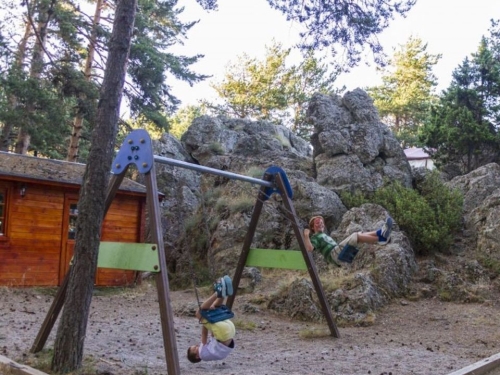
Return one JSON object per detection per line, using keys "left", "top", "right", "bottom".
{"left": 1, "top": 274, "right": 500, "bottom": 375}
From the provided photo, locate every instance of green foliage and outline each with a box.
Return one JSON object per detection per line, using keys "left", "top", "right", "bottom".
{"left": 245, "top": 166, "right": 266, "bottom": 178}
{"left": 420, "top": 21, "right": 500, "bottom": 173}
{"left": 342, "top": 173, "right": 463, "bottom": 256}
{"left": 266, "top": 0, "right": 416, "bottom": 69}
{"left": 126, "top": 0, "right": 209, "bottom": 128}
{"left": 478, "top": 255, "right": 500, "bottom": 275}
{"left": 373, "top": 176, "right": 462, "bottom": 255}
{"left": 205, "top": 41, "right": 341, "bottom": 137}
{"left": 0, "top": 0, "right": 209, "bottom": 158}
{"left": 215, "top": 194, "right": 254, "bottom": 215}
{"left": 227, "top": 195, "right": 255, "bottom": 214}
{"left": 168, "top": 105, "right": 206, "bottom": 139}
{"left": 415, "top": 170, "right": 463, "bottom": 236}
{"left": 373, "top": 182, "right": 442, "bottom": 255}
{"left": 233, "top": 319, "right": 257, "bottom": 331}
{"left": 0, "top": 68, "right": 80, "bottom": 158}
{"left": 184, "top": 214, "right": 209, "bottom": 253}
{"left": 367, "top": 36, "right": 440, "bottom": 147}
{"left": 340, "top": 190, "right": 368, "bottom": 210}
{"left": 208, "top": 142, "right": 224, "bottom": 154}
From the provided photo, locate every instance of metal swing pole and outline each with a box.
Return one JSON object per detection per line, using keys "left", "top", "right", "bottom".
{"left": 153, "top": 155, "right": 274, "bottom": 188}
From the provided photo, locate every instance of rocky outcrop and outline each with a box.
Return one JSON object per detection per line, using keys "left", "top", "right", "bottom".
{"left": 447, "top": 163, "right": 500, "bottom": 291}
{"left": 306, "top": 90, "right": 412, "bottom": 194}
{"left": 268, "top": 203, "right": 417, "bottom": 323}
{"left": 148, "top": 89, "right": 499, "bottom": 324}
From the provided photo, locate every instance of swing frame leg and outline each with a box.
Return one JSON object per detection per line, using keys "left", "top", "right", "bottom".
{"left": 227, "top": 171, "right": 340, "bottom": 338}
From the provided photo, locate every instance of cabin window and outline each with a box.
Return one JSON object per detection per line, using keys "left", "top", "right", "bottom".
{"left": 0, "top": 189, "right": 6, "bottom": 236}
{"left": 68, "top": 203, "right": 78, "bottom": 239}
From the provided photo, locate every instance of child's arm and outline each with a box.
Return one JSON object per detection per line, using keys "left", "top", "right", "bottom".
{"left": 201, "top": 325, "right": 208, "bottom": 344}
{"left": 303, "top": 229, "right": 314, "bottom": 252}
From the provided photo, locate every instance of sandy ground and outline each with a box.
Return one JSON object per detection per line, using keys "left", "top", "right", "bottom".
{"left": 1, "top": 278, "right": 500, "bottom": 375}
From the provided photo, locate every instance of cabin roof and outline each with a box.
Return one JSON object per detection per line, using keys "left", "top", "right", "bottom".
{"left": 404, "top": 147, "right": 430, "bottom": 160}
{"left": 0, "top": 151, "right": 146, "bottom": 194}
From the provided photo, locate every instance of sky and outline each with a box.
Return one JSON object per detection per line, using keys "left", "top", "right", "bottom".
{"left": 171, "top": 0, "right": 500, "bottom": 108}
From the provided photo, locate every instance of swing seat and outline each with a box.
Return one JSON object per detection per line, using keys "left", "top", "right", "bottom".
{"left": 200, "top": 305, "right": 235, "bottom": 324}
{"left": 338, "top": 244, "right": 359, "bottom": 264}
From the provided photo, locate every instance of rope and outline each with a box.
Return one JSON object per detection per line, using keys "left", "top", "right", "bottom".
{"left": 199, "top": 185, "right": 216, "bottom": 279}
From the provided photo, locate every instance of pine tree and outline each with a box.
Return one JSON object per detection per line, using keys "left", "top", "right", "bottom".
{"left": 266, "top": 0, "right": 416, "bottom": 68}
{"left": 206, "top": 41, "right": 339, "bottom": 137}
{"left": 420, "top": 23, "right": 500, "bottom": 173}
{"left": 367, "top": 36, "right": 440, "bottom": 147}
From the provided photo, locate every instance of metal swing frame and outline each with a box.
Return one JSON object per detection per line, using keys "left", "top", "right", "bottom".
{"left": 31, "top": 129, "right": 339, "bottom": 375}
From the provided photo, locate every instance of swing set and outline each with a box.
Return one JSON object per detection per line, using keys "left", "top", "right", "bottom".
{"left": 31, "top": 129, "right": 339, "bottom": 375}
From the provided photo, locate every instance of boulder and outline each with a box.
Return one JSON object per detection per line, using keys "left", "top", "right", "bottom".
{"left": 307, "top": 90, "right": 412, "bottom": 194}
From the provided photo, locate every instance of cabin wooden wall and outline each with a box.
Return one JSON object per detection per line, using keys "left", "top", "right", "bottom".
{"left": 1, "top": 181, "right": 63, "bottom": 286}
{"left": 0, "top": 180, "right": 146, "bottom": 287}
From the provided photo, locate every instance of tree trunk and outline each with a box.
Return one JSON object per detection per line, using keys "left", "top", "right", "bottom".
{"left": 51, "top": 0, "right": 137, "bottom": 372}
{"left": 67, "top": 0, "right": 106, "bottom": 162}
{"left": 14, "top": 129, "right": 31, "bottom": 154}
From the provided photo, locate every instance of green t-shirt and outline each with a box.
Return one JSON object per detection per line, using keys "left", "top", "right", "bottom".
{"left": 310, "top": 232, "right": 341, "bottom": 266}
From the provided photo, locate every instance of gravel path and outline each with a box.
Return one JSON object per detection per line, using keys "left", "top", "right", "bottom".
{"left": 1, "top": 282, "right": 499, "bottom": 375}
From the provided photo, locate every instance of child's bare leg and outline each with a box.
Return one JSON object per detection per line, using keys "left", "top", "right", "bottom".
{"left": 200, "top": 292, "right": 221, "bottom": 310}
{"left": 357, "top": 231, "right": 379, "bottom": 244}
{"left": 339, "top": 230, "right": 379, "bottom": 247}
{"left": 196, "top": 292, "right": 224, "bottom": 320}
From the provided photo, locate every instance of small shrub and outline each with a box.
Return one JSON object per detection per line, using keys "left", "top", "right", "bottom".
{"left": 233, "top": 319, "right": 257, "bottom": 331}
{"left": 228, "top": 195, "right": 255, "bottom": 214}
{"left": 374, "top": 182, "right": 440, "bottom": 255}
{"left": 478, "top": 256, "right": 500, "bottom": 275}
{"left": 184, "top": 213, "right": 203, "bottom": 233}
{"left": 203, "top": 186, "right": 223, "bottom": 202}
{"left": 340, "top": 190, "right": 369, "bottom": 209}
{"left": 438, "top": 289, "right": 453, "bottom": 301}
{"left": 274, "top": 134, "right": 291, "bottom": 148}
{"left": 342, "top": 173, "right": 463, "bottom": 256}
{"left": 245, "top": 166, "right": 265, "bottom": 179}
{"left": 320, "top": 273, "right": 355, "bottom": 292}
{"left": 418, "top": 169, "right": 463, "bottom": 237}
{"left": 372, "top": 176, "right": 463, "bottom": 256}
{"left": 209, "top": 142, "right": 224, "bottom": 154}
{"left": 215, "top": 196, "right": 229, "bottom": 214}
{"left": 299, "top": 328, "right": 332, "bottom": 338}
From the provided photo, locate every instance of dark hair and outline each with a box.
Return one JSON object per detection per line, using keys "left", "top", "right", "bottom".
{"left": 187, "top": 347, "right": 201, "bottom": 363}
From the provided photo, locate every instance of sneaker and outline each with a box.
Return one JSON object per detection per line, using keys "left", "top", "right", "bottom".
{"left": 213, "top": 278, "right": 225, "bottom": 298}
{"left": 223, "top": 275, "right": 233, "bottom": 296}
{"left": 379, "top": 216, "right": 393, "bottom": 243}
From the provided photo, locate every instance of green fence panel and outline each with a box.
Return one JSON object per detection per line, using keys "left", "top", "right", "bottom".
{"left": 98, "top": 242, "right": 159, "bottom": 272}
{"left": 246, "top": 248, "right": 307, "bottom": 270}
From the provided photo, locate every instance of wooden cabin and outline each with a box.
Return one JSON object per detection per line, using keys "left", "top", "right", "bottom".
{"left": 0, "top": 151, "right": 149, "bottom": 287}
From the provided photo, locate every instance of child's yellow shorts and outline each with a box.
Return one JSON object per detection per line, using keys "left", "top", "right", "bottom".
{"left": 203, "top": 319, "right": 235, "bottom": 341}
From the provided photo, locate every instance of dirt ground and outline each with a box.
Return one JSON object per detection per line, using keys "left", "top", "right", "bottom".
{"left": 1, "top": 275, "right": 500, "bottom": 375}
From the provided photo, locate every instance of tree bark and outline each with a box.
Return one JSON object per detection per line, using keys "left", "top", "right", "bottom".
{"left": 51, "top": 0, "right": 137, "bottom": 372}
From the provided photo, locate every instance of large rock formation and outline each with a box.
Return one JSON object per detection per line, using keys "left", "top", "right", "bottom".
{"left": 147, "top": 89, "right": 499, "bottom": 324}
{"left": 306, "top": 90, "right": 412, "bottom": 194}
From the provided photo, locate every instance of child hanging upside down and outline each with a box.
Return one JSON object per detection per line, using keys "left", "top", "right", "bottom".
{"left": 187, "top": 275, "right": 236, "bottom": 363}
{"left": 303, "top": 215, "right": 393, "bottom": 266}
